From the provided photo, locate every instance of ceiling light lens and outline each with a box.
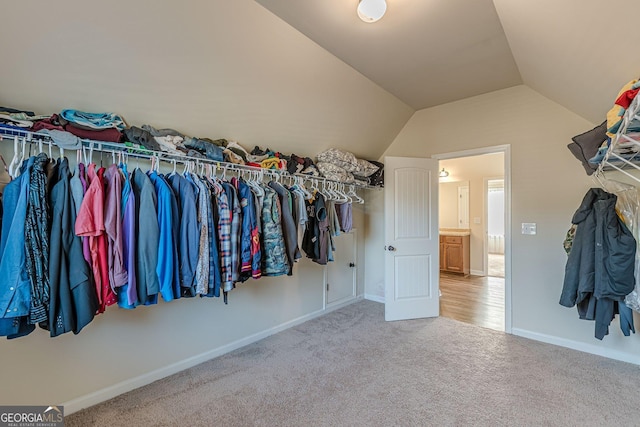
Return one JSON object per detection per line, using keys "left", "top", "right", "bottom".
{"left": 439, "top": 168, "right": 449, "bottom": 178}
{"left": 357, "top": 0, "right": 387, "bottom": 23}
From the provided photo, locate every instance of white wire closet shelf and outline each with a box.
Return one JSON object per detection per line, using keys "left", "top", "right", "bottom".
{"left": 0, "top": 127, "right": 377, "bottom": 195}
{"left": 596, "top": 94, "right": 640, "bottom": 184}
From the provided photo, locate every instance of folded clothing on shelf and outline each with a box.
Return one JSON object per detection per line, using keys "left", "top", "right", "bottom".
{"left": 316, "top": 162, "right": 354, "bottom": 183}
{"left": 66, "top": 125, "right": 122, "bottom": 143}
{"left": 124, "top": 126, "right": 161, "bottom": 151}
{"left": 316, "top": 148, "right": 378, "bottom": 177}
{"left": 60, "top": 109, "right": 126, "bottom": 131}
{"left": 183, "top": 137, "right": 225, "bottom": 161}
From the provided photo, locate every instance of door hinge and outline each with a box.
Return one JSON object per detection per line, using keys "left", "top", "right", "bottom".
{"left": 326, "top": 283, "right": 330, "bottom": 291}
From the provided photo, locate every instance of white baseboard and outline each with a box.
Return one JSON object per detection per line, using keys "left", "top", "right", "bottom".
{"left": 326, "top": 294, "right": 363, "bottom": 311}
{"left": 470, "top": 269, "right": 485, "bottom": 276}
{"left": 512, "top": 328, "right": 640, "bottom": 366}
{"left": 364, "top": 293, "right": 385, "bottom": 304}
{"left": 63, "top": 300, "right": 358, "bottom": 415}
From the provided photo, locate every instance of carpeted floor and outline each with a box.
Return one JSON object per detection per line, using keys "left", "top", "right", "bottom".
{"left": 68, "top": 300, "right": 640, "bottom": 426}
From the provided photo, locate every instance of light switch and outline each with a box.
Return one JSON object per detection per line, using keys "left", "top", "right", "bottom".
{"left": 473, "top": 217, "right": 481, "bottom": 224}
{"left": 522, "top": 223, "right": 537, "bottom": 235}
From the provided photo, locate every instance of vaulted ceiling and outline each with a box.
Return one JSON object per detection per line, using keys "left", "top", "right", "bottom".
{"left": 256, "top": 0, "right": 640, "bottom": 124}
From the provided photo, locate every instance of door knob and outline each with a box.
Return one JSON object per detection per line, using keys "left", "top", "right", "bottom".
{"left": 349, "top": 262, "right": 356, "bottom": 268}
{"left": 387, "top": 245, "right": 396, "bottom": 252}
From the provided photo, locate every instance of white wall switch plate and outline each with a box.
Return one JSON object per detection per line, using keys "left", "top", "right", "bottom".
{"left": 473, "top": 217, "right": 481, "bottom": 224}
{"left": 522, "top": 223, "right": 537, "bottom": 235}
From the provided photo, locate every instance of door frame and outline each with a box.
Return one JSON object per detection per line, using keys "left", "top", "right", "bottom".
{"left": 433, "top": 144, "right": 512, "bottom": 333}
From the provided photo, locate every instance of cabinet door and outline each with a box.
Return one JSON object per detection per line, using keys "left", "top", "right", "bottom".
{"left": 326, "top": 231, "right": 357, "bottom": 306}
{"left": 444, "top": 243, "right": 464, "bottom": 272}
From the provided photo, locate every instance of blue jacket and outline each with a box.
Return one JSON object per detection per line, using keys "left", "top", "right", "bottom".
{"left": 167, "top": 174, "right": 199, "bottom": 297}
{"left": 0, "top": 157, "right": 35, "bottom": 338}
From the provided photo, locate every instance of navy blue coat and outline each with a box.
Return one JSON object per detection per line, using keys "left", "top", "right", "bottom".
{"left": 560, "top": 188, "right": 636, "bottom": 339}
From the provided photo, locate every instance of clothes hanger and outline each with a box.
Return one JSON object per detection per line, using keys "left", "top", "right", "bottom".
{"left": 333, "top": 183, "right": 350, "bottom": 203}
{"left": 8, "top": 136, "right": 20, "bottom": 178}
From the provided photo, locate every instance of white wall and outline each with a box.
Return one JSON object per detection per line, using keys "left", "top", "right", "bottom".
{"left": 439, "top": 181, "right": 464, "bottom": 229}
{"left": 365, "top": 85, "right": 640, "bottom": 364}
{"left": 0, "top": 0, "right": 394, "bottom": 411}
{"left": 0, "top": 0, "right": 412, "bottom": 160}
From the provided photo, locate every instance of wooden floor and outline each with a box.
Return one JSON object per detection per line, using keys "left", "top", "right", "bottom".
{"left": 440, "top": 272, "right": 505, "bottom": 331}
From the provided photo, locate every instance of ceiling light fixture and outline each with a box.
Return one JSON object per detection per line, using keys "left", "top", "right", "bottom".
{"left": 357, "top": 0, "right": 387, "bottom": 23}
{"left": 439, "top": 168, "right": 449, "bottom": 178}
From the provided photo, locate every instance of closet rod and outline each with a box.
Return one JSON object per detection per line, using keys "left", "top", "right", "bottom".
{"left": 0, "top": 128, "right": 377, "bottom": 190}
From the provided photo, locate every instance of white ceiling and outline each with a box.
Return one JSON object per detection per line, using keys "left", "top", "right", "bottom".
{"left": 255, "top": 0, "right": 640, "bottom": 124}
{"left": 255, "top": 0, "right": 522, "bottom": 111}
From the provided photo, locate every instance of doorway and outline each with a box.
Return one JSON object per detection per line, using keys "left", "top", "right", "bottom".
{"left": 486, "top": 178, "right": 505, "bottom": 278}
{"left": 434, "top": 146, "right": 510, "bottom": 333}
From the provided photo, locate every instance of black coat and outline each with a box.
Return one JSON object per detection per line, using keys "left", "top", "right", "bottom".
{"left": 560, "top": 188, "right": 636, "bottom": 339}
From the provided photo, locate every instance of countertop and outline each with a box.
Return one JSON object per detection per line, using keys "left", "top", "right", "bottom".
{"left": 439, "top": 228, "right": 471, "bottom": 237}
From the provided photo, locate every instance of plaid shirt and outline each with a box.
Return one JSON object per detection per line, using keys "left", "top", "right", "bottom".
{"left": 222, "top": 182, "right": 242, "bottom": 283}
{"left": 215, "top": 183, "right": 233, "bottom": 292}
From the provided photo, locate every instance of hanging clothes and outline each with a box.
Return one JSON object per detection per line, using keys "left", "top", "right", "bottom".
{"left": 269, "top": 181, "right": 301, "bottom": 275}
{"left": 25, "top": 153, "right": 51, "bottom": 325}
{"left": 48, "top": 158, "right": 97, "bottom": 336}
{"left": 0, "top": 156, "right": 36, "bottom": 338}
{"left": 302, "top": 193, "right": 331, "bottom": 265}
{"left": 214, "top": 180, "right": 234, "bottom": 292}
{"left": 560, "top": 188, "right": 636, "bottom": 340}
{"left": 131, "top": 168, "right": 160, "bottom": 305}
{"left": 76, "top": 164, "right": 116, "bottom": 314}
{"left": 118, "top": 164, "right": 138, "bottom": 309}
{"left": 202, "top": 178, "right": 221, "bottom": 298}
{"left": 247, "top": 180, "right": 265, "bottom": 279}
{"left": 148, "top": 170, "right": 177, "bottom": 302}
{"left": 104, "top": 164, "right": 127, "bottom": 291}
{"left": 222, "top": 181, "right": 242, "bottom": 284}
{"left": 167, "top": 173, "right": 199, "bottom": 297}
{"left": 161, "top": 173, "right": 182, "bottom": 301}
{"left": 335, "top": 202, "right": 353, "bottom": 233}
{"left": 261, "top": 185, "right": 289, "bottom": 276}
{"left": 76, "top": 163, "right": 92, "bottom": 266}
{"left": 189, "top": 173, "right": 210, "bottom": 296}
{"left": 236, "top": 178, "right": 260, "bottom": 282}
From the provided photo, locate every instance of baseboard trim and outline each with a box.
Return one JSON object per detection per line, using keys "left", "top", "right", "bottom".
{"left": 512, "top": 328, "right": 640, "bottom": 366}
{"left": 364, "top": 294, "right": 385, "bottom": 304}
{"left": 470, "top": 269, "right": 484, "bottom": 276}
{"left": 63, "top": 301, "right": 357, "bottom": 415}
{"left": 326, "top": 295, "right": 364, "bottom": 311}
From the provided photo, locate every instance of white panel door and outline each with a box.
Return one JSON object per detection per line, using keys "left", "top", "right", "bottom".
{"left": 326, "top": 230, "right": 357, "bottom": 305}
{"left": 384, "top": 156, "right": 439, "bottom": 321}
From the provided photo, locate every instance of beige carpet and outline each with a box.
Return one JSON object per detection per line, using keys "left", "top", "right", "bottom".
{"left": 68, "top": 300, "right": 640, "bottom": 426}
